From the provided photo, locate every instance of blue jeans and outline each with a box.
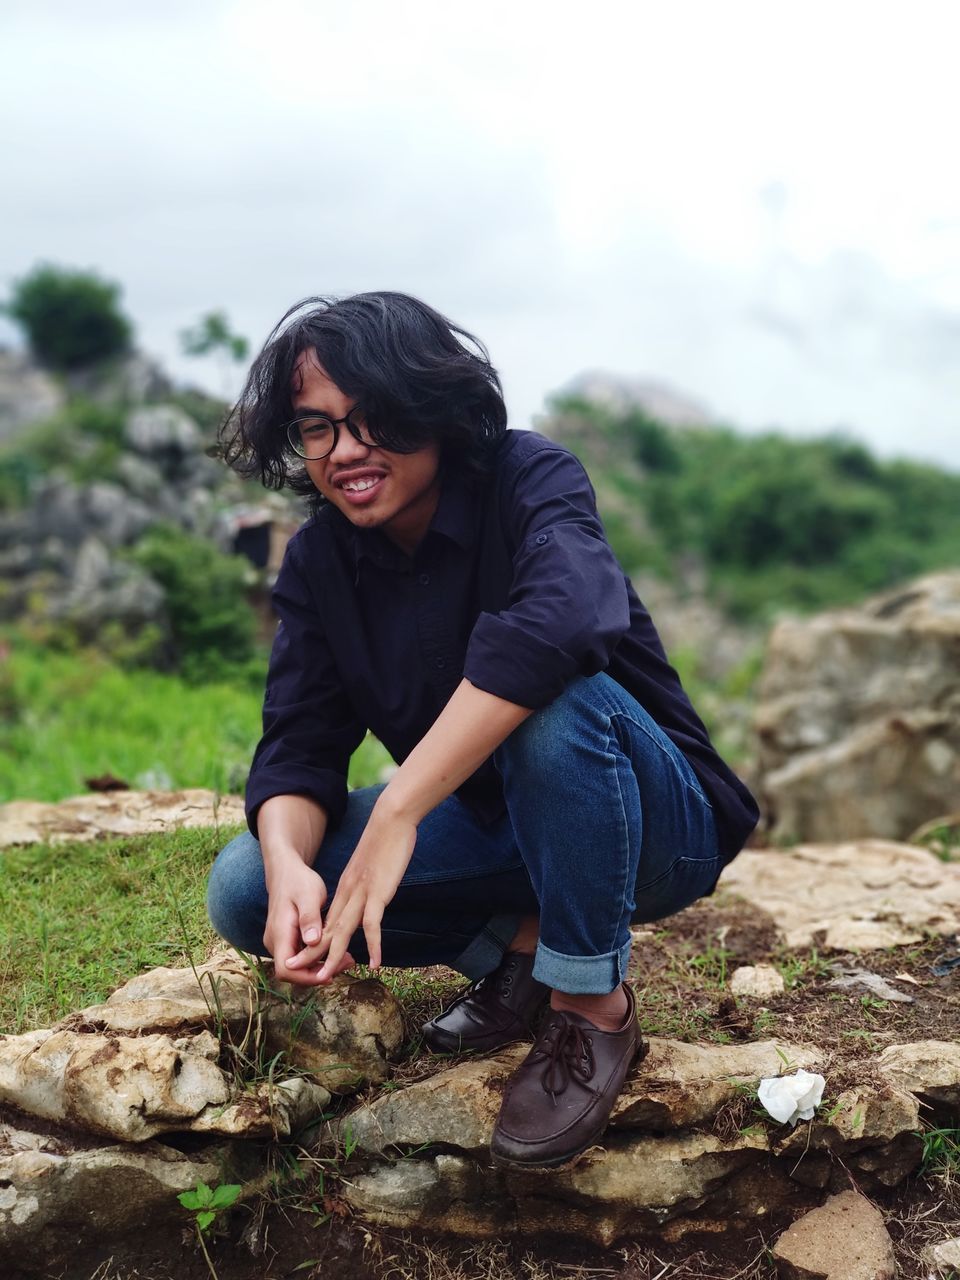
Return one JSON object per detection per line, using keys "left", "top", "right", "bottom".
{"left": 207, "top": 674, "right": 722, "bottom": 995}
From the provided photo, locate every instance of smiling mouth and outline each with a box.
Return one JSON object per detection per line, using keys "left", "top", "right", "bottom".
{"left": 334, "top": 470, "right": 386, "bottom": 504}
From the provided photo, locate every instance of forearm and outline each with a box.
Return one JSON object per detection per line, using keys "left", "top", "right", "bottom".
{"left": 376, "top": 678, "right": 533, "bottom": 826}
{"left": 257, "top": 794, "right": 329, "bottom": 882}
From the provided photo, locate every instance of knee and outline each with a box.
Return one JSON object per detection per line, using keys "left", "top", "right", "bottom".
{"left": 206, "top": 832, "right": 270, "bottom": 956}
{"left": 496, "top": 676, "right": 596, "bottom": 778}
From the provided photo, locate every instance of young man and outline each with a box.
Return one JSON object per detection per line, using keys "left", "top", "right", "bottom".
{"left": 207, "top": 291, "right": 758, "bottom": 1169}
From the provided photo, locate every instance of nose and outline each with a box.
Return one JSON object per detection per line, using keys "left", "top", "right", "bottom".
{"left": 328, "top": 422, "right": 372, "bottom": 465}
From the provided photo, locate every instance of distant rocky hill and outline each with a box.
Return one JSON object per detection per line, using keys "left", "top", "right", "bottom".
{"left": 0, "top": 350, "right": 300, "bottom": 659}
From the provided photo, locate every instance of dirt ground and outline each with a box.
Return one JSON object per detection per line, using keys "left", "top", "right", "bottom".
{"left": 14, "top": 890, "right": 960, "bottom": 1280}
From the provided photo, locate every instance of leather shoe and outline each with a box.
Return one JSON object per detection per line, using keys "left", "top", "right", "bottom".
{"left": 421, "top": 950, "right": 550, "bottom": 1055}
{"left": 490, "top": 984, "right": 646, "bottom": 1169}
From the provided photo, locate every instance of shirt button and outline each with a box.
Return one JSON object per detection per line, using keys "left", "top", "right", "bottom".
{"left": 536, "top": 534, "right": 548, "bottom": 546}
{"left": 435, "top": 658, "right": 446, "bottom": 670}
{"left": 418, "top": 573, "right": 430, "bottom": 585}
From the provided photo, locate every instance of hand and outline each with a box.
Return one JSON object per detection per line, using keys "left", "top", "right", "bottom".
{"left": 262, "top": 858, "right": 354, "bottom": 986}
{"left": 304, "top": 807, "right": 418, "bottom": 982}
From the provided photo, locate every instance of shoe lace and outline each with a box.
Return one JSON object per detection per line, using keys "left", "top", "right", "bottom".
{"left": 531, "top": 1017, "right": 595, "bottom": 1101}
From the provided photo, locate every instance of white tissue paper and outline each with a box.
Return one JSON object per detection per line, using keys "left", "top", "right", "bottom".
{"left": 757, "top": 1070, "right": 826, "bottom": 1125}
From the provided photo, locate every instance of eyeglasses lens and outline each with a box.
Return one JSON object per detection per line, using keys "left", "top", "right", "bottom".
{"left": 287, "top": 408, "right": 374, "bottom": 459}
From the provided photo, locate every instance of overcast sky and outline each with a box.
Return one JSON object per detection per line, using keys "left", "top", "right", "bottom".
{"left": 3, "top": 0, "right": 960, "bottom": 468}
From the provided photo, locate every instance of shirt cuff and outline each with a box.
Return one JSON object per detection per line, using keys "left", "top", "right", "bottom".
{"left": 245, "top": 765, "right": 348, "bottom": 838}
{"left": 464, "top": 613, "right": 579, "bottom": 708}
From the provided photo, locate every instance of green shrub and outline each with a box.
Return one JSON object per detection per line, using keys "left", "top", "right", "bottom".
{"left": 4, "top": 263, "right": 132, "bottom": 370}
{"left": 130, "top": 525, "right": 258, "bottom": 684}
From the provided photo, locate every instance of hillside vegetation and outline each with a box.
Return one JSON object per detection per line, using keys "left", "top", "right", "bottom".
{"left": 547, "top": 396, "right": 960, "bottom": 619}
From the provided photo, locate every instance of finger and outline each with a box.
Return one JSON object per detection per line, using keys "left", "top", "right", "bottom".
{"left": 318, "top": 898, "right": 364, "bottom": 982}
{"left": 298, "top": 900, "right": 326, "bottom": 947}
{"left": 363, "top": 906, "right": 383, "bottom": 970}
{"left": 286, "top": 938, "right": 326, "bottom": 969}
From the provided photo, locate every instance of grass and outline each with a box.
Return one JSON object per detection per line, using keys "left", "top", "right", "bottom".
{"left": 0, "top": 641, "right": 393, "bottom": 803}
{"left": 0, "top": 825, "right": 240, "bottom": 1033}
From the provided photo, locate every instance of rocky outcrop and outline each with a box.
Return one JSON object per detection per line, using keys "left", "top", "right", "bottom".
{"left": 0, "top": 1119, "right": 253, "bottom": 1263}
{"left": 755, "top": 571, "right": 960, "bottom": 843}
{"left": 718, "top": 839, "right": 960, "bottom": 950}
{"left": 336, "top": 1039, "right": 923, "bottom": 1244}
{"left": 0, "top": 954, "right": 403, "bottom": 1141}
{"left": 0, "top": 788, "right": 245, "bottom": 847}
{"left": 0, "top": 953, "right": 404, "bottom": 1264}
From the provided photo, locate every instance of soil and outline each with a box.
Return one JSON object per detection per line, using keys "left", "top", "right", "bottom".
{"left": 12, "top": 889, "right": 960, "bottom": 1280}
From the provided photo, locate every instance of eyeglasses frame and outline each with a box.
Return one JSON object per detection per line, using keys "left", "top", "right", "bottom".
{"left": 285, "top": 405, "right": 376, "bottom": 460}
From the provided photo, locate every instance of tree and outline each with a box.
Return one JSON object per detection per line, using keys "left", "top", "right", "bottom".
{"left": 180, "top": 311, "right": 249, "bottom": 397}
{"left": 4, "top": 263, "right": 132, "bottom": 370}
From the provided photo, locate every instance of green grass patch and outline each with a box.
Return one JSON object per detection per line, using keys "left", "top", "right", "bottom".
{"left": 0, "top": 644, "right": 263, "bottom": 802}
{"left": 0, "top": 825, "right": 243, "bottom": 1034}
{"left": 0, "top": 642, "right": 394, "bottom": 803}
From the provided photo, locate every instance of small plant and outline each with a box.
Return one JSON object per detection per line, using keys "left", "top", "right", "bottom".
{"left": 917, "top": 1126, "right": 960, "bottom": 1177}
{"left": 178, "top": 1180, "right": 242, "bottom": 1280}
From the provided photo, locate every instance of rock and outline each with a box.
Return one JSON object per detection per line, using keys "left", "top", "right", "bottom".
{"left": 0, "top": 350, "right": 65, "bottom": 440}
{"left": 0, "top": 1118, "right": 247, "bottom": 1265}
{"left": 613, "top": 1039, "right": 823, "bottom": 1131}
{"left": 0, "top": 1024, "right": 329, "bottom": 1141}
{"left": 755, "top": 571, "right": 960, "bottom": 843}
{"left": 730, "top": 965, "right": 786, "bottom": 998}
{"left": 771, "top": 1190, "right": 896, "bottom": 1279}
{"left": 0, "top": 953, "right": 402, "bottom": 1141}
{"left": 718, "top": 840, "right": 960, "bottom": 950}
{"left": 922, "top": 1237, "right": 960, "bottom": 1276}
{"left": 125, "top": 404, "right": 200, "bottom": 455}
{"left": 774, "top": 1084, "right": 921, "bottom": 1188}
{"left": 104, "top": 955, "right": 404, "bottom": 1093}
{"left": 345, "top": 1038, "right": 823, "bottom": 1157}
{"left": 0, "top": 788, "right": 245, "bottom": 847}
{"left": 876, "top": 1041, "right": 960, "bottom": 1109}
{"left": 346, "top": 1131, "right": 777, "bottom": 1245}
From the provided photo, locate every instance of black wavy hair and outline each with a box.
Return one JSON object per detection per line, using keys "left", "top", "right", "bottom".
{"left": 219, "top": 291, "right": 508, "bottom": 507}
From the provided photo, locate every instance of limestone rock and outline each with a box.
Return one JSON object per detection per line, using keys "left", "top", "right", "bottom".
{"left": 922, "top": 1237, "right": 960, "bottom": 1276}
{"left": 771, "top": 1190, "right": 896, "bottom": 1279}
{"left": 876, "top": 1041, "right": 960, "bottom": 1109}
{"left": 755, "top": 571, "right": 960, "bottom": 843}
{"left": 104, "top": 955, "right": 405, "bottom": 1092}
{"left": 0, "top": 1118, "right": 245, "bottom": 1264}
{"left": 774, "top": 1084, "right": 921, "bottom": 1187}
{"left": 0, "top": 1023, "right": 329, "bottom": 1141}
{"left": 613, "top": 1038, "right": 823, "bottom": 1130}
{"left": 125, "top": 403, "right": 200, "bottom": 455}
{"left": 718, "top": 840, "right": 960, "bottom": 950}
{"left": 345, "top": 1038, "right": 823, "bottom": 1157}
{"left": 730, "top": 965, "right": 786, "bottom": 998}
{"left": 346, "top": 1131, "right": 775, "bottom": 1245}
{"left": 0, "top": 955, "right": 402, "bottom": 1141}
{"left": 0, "top": 788, "right": 245, "bottom": 847}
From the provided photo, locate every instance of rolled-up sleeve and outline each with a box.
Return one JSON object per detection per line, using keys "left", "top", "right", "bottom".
{"left": 245, "top": 539, "right": 366, "bottom": 836}
{"left": 464, "top": 443, "right": 631, "bottom": 708}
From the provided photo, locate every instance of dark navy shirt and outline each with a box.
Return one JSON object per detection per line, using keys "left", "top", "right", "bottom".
{"left": 246, "top": 430, "right": 759, "bottom": 862}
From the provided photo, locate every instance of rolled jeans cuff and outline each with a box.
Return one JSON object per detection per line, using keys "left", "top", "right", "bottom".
{"left": 451, "top": 911, "right": 523, "bottom": 980}
{"left": 532, "top": 937, "right": 633, "bottom": 995}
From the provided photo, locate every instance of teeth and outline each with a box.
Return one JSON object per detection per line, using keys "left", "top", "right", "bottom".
{"left": 342, "top": 478, "right": 379, "bottom": 492}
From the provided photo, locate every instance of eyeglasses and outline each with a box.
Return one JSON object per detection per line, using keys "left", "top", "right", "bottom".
{"left": 285, "top": 406, "right": 378, "bottom": 460}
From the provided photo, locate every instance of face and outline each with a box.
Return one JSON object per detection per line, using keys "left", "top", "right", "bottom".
{"left": 291, "top": 350, "right": 442, "bottom": 555}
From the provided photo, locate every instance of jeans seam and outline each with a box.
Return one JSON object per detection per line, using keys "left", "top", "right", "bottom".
{"left": 610, "top": 709, "right": 714, "bottom": 808}
{"left": 606, "top": 734, "right": 634, "bottom": 957}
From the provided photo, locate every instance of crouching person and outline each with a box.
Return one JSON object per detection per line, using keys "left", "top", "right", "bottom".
{"left": 206, "top": 291, "right": 758, "bottom": 1168}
